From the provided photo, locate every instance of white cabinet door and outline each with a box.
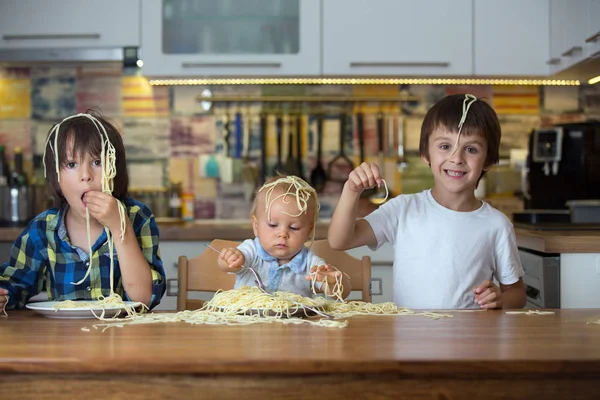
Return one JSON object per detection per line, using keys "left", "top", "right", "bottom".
{"left": 586, "top": 0, "right": 600, "bottom": 58}
{"left": 559, "top": 0, "right": 589, "bottom": 70}
{"left": 474, "top": 0, "right": 550, "bottom": 76}
{"left": 322, "top": 0, "right": 473, "bottom": 76}
{"left": 549, "top": 0, "right": 566, "bottom": 74}
{"left": 0, "top": 0, "right": 140, "bottom": 49}
{"left": 141, "top": 0, "right": 321, "bottom": 77}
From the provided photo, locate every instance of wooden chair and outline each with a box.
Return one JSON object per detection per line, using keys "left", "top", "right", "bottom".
{"left": 177, "top": 239, "right": 372, "bottom": 310}
{"left": 311, "top": 239, "right": 372, "bottom": 302}
{"left": 177, "top": 239, "right": 240, "bottom": 311}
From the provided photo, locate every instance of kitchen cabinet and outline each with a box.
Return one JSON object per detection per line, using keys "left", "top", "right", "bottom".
{"left": 474, "top": 0, "right": 550, "bottom": 76}
{"left": 322, "top": 0, "right": 473, "bottom": 76}
{"left": 140, "top": 0, "right": 321, "bottom": 77}
{"left": 549, "top": 0, "right": 600, "bottom": 75}
{"left": 0, "top": 0, "right": 140, "bottom": 49}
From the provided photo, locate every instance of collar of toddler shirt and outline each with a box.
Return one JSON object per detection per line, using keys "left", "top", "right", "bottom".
{"left": 253, "top": 237, "right": 309, "bottom": 274}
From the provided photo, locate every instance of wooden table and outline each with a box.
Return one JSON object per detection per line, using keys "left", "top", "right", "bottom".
{"left": 2, "top": 309, "right": 600, "bottom": 399}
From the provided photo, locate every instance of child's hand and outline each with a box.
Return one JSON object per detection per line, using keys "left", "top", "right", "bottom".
{"left": 83, "top": 191, "right": 122, "bottom": 233}
{"left": 0, "top": 288, "right": 9, "bottom": 315}
{"left": 346, "top": 162, "right": 383, "bottom": 194}
{"left": 473, "top": 280, "right": 502, "bottom": 309}
{"left": 306, "top": 264, "right": 342, "bottom": 296}
{"left": 219, "top": 247, "right": 245, "bottom": 272}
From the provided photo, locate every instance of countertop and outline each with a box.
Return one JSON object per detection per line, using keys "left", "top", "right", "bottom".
{"left": 1, "top": 309, "right": 600, "bottom": 399}
{"left": 2, "top": 221, "right": 600, "bottom": 253}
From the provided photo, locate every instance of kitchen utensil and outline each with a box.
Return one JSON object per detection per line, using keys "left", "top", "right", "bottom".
{"left": 397, "top": 115, "right": 409, "bottom": 172}
{"left": 204, "top": 244, "right": 334, "bottom": 320}
{"left": 259, "top": 113, "right": 267, "bottom": 185}
{"left": 296, "top": 113, "right": 305, "bottom": 180}
{"left": 328, "top": 113, "right": 354, "bottom": 182}
{"left": 370, "top": 114, "right": 388, "bottom": 205}
{"left": 309, "top": 114, "right": 327, "bottom": 192}
{"left": 284, "top": 114, "right": 300, "bottom": 176}
{"left": 273, "top": 115, "right": 285, "bottom": 175}
{"left": 356, "top": 111, "right": 375, "bottom": 198}
{"left": 220, "top": 115, "right": 234, "bottom": 183}
{"left": 241, "top": 112, "right": 259, "bottom": 201}
{"left": 232, "top": 112, "right": 243, "bottom": 181}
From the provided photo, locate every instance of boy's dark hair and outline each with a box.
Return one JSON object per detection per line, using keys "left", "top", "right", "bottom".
{"left": 44, "top": 112, "right": 129, "bottom": 208}
{"left": 419, "top": 94, "right": 501, "bottom": 173}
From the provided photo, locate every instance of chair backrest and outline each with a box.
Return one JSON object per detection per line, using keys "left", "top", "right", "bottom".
{"left": 177, "top": 239, "right": 240, "bottom": 311}
{"left": 310, "top": 239, "right": 372, "bottom": 302}
{"left": 177, "top": 238, "right": 372, "bottom": 310}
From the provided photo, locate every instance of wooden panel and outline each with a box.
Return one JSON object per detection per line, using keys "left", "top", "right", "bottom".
{"left": 2, "top": 374, "right": 600, "bottom": 400}
{"left": 3, "top": 310, "right": 600, "bottom": 376}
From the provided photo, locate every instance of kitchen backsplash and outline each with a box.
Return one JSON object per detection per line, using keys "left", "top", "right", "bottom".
{"left": 0, "top": 64, "right": 598, "bottom": 219}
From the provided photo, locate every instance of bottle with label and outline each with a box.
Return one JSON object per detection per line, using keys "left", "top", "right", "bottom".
{"left": 0, "top": 145, "right": 9, "bottom": 187}
{"left": 167, "top": 181, "right": 182, "bottom": 219}
{"left": 11, "top": 147, "right": 27, "bottom": 187}
{"left": 181, "top": 192, "right": 195, "bottom": 222}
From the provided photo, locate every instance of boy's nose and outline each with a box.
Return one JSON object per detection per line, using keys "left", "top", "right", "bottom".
{"left": 448, "top": 151, "right": 465, "bottom": 165}
{"left": 277, "top": 229, "right": 289, "bottom": 239}
{"left": 80, "top": 166, "right": 93, "bottom": 181}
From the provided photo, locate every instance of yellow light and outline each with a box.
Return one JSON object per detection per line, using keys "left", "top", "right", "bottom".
{"left": 146, "top": 77, "right": 581, "bottom": 86}
{"left": 588, "top": 75, "right": 600, "bottom": 85}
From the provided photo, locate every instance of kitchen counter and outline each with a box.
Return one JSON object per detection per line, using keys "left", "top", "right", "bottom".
{"left": 3, "top": 220, "right": 600, "bottom": 253}
{"left": 0, "top": 220, "right": 331, "bottom": 243}
{"left": 1, "top": 309, "right": 600, "bottom": 399}
{"left": 515, "top": 227, "right": 600, "bottom": 253}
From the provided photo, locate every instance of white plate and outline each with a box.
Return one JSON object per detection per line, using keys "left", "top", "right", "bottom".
{"left": 25, "top": 301, "right": 142, "bottom": 319}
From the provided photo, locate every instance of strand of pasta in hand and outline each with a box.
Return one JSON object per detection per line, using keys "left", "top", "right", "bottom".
{"left": 1, "top": 296, "right": 7, "bottom": 317}
{"left": 309, "top": 265, "right": 347, "bottom": 301}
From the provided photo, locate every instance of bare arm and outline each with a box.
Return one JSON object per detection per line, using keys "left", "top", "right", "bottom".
{"left": 328, "top": 162, "right": 380, "bottom": 250}
{"left": 499, "top": 278, "right": 526, "bottom": 309}
{"left": 112, "top": 218, "right": 153, "bottom": 306}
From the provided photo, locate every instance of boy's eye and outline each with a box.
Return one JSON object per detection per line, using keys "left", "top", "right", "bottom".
{"left": 466, "top": 147, "right": 478, "bottom": 154}
{"left": 92, "top": 159, "right": 102, "bottom": 167}
{"left": 290, "top": 226, "right": 299, "bottom": 231}
{"left": 65, "top": 161, "right": 76, "bottom": 169}
{"left": 440, "top": 144, "right": 450, "bottom": 150}
{"left": 267, "top": 222, "right": 277, "bottom": 228}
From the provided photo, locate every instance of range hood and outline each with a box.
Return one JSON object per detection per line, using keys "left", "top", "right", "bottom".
{"left": 0, "top": 47, "right": 136, "bottom": 64}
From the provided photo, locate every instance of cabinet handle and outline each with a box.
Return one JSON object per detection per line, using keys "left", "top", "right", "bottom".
{"left": 181, "top": 62, "right": 281, "bottom": 68}
{"left": 585, "top": 30, "right": 600, "bottom": 43}
{"left": 350, "top": 61, "right": 450, "bottom": 68}
{"left": 2, "top": 33, "right": 100, "bottom": 40}
{"left": 561, "top": 46, "right": 583, "bottom": 57}
{"left": 546, "top": 58, "right": 561, "bottom": 65}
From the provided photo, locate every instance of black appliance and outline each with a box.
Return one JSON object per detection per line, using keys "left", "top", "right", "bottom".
{"left": 525, "top": 121, "right": 600, "bottom": 210}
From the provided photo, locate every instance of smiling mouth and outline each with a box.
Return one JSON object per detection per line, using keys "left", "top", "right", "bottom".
{"left": 444, "top": 169, "right": 467, "bottom": 178}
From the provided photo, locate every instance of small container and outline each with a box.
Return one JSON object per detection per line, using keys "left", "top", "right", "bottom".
{"left": 566, "top": 200, "right": 600, "bottom": 224}
{"left": 181, "top": 192, "right": 195, "bottom": 222}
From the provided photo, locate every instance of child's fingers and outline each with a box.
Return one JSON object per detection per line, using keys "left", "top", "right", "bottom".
{"left": 476, "top": 290, "right": 498, "bottom": 306}
{"left": 0, "top": 288, "right": 8, "bottom": 295}
{"left": 473, "top": 280, "right": 492, "bottom": 294}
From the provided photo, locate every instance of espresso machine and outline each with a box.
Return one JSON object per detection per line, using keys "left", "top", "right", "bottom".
{"left": 524, "top": 121, "right": 600, "bottom": 210}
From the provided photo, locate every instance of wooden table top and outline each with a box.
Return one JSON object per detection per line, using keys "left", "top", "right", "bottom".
{"left": 2, "top": 309, "right": 600, "bottom": 377}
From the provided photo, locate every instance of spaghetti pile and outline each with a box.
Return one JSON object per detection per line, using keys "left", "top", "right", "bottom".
{"left": 89, "top": 286, "right": 453, "bottom": 331}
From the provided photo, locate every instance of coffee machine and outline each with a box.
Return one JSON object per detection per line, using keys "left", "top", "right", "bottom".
{"left": 525, "top": 121, "right": 600, "bottom": 210}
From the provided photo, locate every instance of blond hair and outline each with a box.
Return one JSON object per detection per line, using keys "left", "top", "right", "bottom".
{"left": 251, "top": 175, "right": 320, "bottom": 245}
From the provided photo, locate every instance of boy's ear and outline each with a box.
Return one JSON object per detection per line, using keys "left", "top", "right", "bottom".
{"left": 251, "top": 215, "right": 259, "bottom": 236}
{"left": 420, "top": 154, "right": 431, "bottom": 167}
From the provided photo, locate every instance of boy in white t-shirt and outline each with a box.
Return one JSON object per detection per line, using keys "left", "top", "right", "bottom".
{"left": 328, "top": 94, "right": 525, "bottom": 310}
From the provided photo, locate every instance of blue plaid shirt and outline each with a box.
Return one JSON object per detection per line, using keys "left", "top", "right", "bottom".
{"left": 0, "top": 197, "right": 165, "bottom": 310}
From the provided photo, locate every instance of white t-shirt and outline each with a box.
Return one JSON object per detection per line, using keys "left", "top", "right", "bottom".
{"left": 364, "top": 189, "right": 523, "bottom": 309}
{"left": 235, "top": 238, "right": 326, "bottom": 298}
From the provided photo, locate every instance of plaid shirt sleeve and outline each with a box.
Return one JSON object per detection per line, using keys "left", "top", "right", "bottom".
{"left": 0, "top": 215, "right": 49, "bottom": 309}
{"left": 127, "top": 199, "right": 166, "bottom": 310}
